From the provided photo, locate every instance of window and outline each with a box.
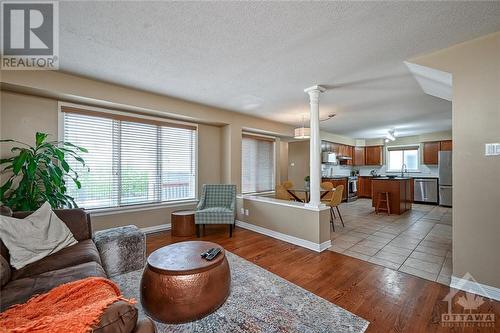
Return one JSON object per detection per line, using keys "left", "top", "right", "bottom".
{"left": 241, "top": 134, "right": 275, "bottom": 194}
{"left": 62, "top": 107, "right": 196, "bottom": 209}
{"left": 387, "top": 145, "right": 419, "bottom": 172}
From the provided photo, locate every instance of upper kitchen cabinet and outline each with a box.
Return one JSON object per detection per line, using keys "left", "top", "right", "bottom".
{"left": 440, "top": 140, "right": 453, "bottom": 151}
{"left": 365, "top": 146, "right": 383, "bottom": 165}
{"left": 423, "top": 141, "right": 440, "bottom": 164}
{"left": 338, "top": 144, "right": 353, "bottom": 165}
{"left": 423, "top": 140, "right": 453, "bottom": 164}
{"left": 353, "top": 146, "right": 365, "bottom": 166}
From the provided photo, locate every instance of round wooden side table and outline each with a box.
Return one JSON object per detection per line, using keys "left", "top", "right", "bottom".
{"left": 140, "top": 241, "right": 230, "bottom": 323}
{"left": 171, "top": 210, "right": 196, "bottom": 237}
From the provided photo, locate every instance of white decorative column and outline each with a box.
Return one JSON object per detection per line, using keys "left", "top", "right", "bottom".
{"left": 304, "top": 85, "right": 326, "bottom": 208}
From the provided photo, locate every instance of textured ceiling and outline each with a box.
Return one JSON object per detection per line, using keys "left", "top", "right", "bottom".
{"left": 59, "top": 1, "right": 500, "bottom": 138}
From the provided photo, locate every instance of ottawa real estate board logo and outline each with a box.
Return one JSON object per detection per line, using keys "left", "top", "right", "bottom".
{"left": 1, "top": 1, "right": 59, "bottom": 70}
{"left": 441, "top": 273, "right": 496, "bottom": 328}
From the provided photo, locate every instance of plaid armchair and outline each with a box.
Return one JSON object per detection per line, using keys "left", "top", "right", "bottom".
{"left": 195, "top": 184, "right": 237, "bottom": 237}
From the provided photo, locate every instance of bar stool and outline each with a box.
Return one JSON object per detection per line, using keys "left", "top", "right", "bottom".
{"left": 376, "top": 192, "right": 391, "bottom": 215}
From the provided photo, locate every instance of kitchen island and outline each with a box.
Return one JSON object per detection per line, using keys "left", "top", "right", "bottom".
{"left": 371, "top": 177, "right": 412, "bottom": 215}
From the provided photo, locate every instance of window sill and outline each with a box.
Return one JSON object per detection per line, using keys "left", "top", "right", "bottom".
{"left": 386, "top": 170, "right": 421, "bottom": 173}
{"left": 88, "top": 199, "right": 198, "bottom": 217}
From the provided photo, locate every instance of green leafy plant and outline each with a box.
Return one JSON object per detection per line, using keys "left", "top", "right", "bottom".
{"left": 0, "top": 132, "right": 87, "bottom": 211}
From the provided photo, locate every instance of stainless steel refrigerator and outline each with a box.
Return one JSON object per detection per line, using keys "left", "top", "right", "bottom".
{"left": 438, "top": 151, "right": 452, "bottom": 206}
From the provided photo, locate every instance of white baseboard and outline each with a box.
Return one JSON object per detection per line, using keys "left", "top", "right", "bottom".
{"left": 451, "top": 275, "right": 500, "bottom": 301}
{"left": 235, "top": 220, "right": 331, "bottom": 253}
{"left": 141, "top": 223, "right": 171, "bottom": 234}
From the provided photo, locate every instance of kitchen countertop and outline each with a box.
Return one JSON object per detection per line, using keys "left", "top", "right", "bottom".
{"left": 322, "top": 176, "right": 349, "bottom": 179}
{"left": 359, "top": 175, "right": 438, "bottom": 179}
{"left": 372, "top": 177, "right": 412, "bottom": 180}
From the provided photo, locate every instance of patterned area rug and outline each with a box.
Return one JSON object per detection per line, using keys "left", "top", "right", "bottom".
{"left": 112, "top": 251, "right": 369, "bottom": 333}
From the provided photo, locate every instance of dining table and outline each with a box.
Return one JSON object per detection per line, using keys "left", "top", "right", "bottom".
{"left": 286, "top": 188, "right": 333, "bottom": 203}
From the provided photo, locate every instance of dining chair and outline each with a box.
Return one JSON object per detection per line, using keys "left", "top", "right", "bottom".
{"left": 282, "top": 180, "right": 294, "bottom": 189}
{"left": 275, "top": 184, "right": 293, "bottom": 200}
{"left": 281, "top": 180, "right": 306, "bottom": 202}
{"left": 325, "top": 185, "right": 344, "bottom": 231}
{"left": 320, "top": 182, "right": 334, "bottom": 203}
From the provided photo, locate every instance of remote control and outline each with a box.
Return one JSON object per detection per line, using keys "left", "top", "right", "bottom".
{"left": 201, "top": 248, "right": 216, "bottom": 258}
{"left": 205, "top": 248, "right": 221, "bottom": 261}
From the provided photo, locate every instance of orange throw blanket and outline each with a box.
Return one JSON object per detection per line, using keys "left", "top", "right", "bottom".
{"left": 0, "top": 277, "right": 134, "bottom": 333}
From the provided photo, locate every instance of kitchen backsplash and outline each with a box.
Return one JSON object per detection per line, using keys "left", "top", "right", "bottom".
{"left": 322, "top": 164, "right": 439, "bottom": 177}
{"left": 321, "top": 164, "right": 353, "bottom": 177}
{"left": 356, "top": 165, "right": 439, "bottom": 177}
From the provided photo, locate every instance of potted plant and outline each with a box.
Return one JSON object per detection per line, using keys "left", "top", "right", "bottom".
{"left": 0, "top": 132, "right": 87, "bottom": 211}
{"left": 304, "top": 175, "right": 310, "bottom": 190}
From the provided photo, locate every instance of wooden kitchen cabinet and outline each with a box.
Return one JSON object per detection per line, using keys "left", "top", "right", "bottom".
{"left": 365, "top": 146, "right": 383, "bottom": 165}
{"left": 353, "top": 146, "right": 365, "bottom": 166}
{"left": 440, "top": 140, "right": 453, "bottom": 151}
{"left": 347, "top": 146, "right": 353, "bottom": 165}
{"left": 358, "top": 176, "right": 373, "bottom": 198}
{"left": 371, "top": 178, "right": 412, "bottom": 215}
{"left": 423, "top": 142, "right": 440, "bottom": 164}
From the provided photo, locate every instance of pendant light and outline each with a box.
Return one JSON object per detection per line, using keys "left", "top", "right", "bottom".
{"left": 294, "top": 115, "right": 310, "bottom": 139}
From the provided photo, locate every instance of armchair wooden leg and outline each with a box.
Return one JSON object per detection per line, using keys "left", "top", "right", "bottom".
{"left": 203, "top": 224, "right": 206, "bottom": 236}
{"left": 196, "top": 224, "right": 200, "bottom": 238}
{"left": 229, "top": 224, "right": 233, "bottom": 237}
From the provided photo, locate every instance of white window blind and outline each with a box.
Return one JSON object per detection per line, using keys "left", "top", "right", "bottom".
{"left": 387, "top": 146, "right": 419, "bottom": 172}
{"left": 62, "top": 108, "right": 196, "bottom": 209}
{"left": 241, "top": 134, "right": 275, "bottom": 194}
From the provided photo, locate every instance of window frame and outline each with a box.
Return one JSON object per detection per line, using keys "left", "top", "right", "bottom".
{"left": 386, "top": 144, "right": 421, "bottom": 173}
{"left": 58, "top": 102, "right": 199, "bottom": 213}
{"left": 241, "top": 132, "right": 276, "bottom": 195}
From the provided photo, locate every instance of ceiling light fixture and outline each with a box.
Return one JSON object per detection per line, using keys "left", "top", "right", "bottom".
{"left": 320, "top": 113, "right": 336, "bottom": 122}
{"left": 294, "top": 115, "right": 310, "bottom": 139}
{"left": 386, "top": 129, "right": 396, "bottom": 142}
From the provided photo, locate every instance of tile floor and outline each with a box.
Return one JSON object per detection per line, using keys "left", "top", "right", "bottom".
{"left": 328, "top": 199, "right": 453, "bottom": 285}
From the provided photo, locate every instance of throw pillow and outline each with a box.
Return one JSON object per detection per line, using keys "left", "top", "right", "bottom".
{"left": 0, "top": 202, "right": 78, "bottom": 269}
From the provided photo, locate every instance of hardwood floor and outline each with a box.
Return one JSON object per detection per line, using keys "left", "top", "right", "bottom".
{"left": 147, "top": 225, "right": 499, "bottom": 333}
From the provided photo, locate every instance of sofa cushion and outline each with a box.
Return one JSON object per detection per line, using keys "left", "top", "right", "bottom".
{"left": 11, "top": 239, "right": 102, "bottom": 281}
{"left": 0, "top": 206, "right": 13, "bottom": 263}
{"left": 1, "top": 255, "right": 11, "bottom": 287}
{"left": 0, "top": 261, "right": 106, "bottom": 311}
{"left": 92, "top": 300, "right": 138, "bottom": 333}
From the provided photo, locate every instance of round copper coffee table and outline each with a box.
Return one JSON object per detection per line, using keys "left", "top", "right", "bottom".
{"left": 140, "top": 241, "right": 230, "bottom": 323}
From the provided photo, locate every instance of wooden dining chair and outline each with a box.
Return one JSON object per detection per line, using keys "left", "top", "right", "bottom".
{"left": 325, "top": 185, "right": 344, "bottom": 231}
{"left": 281, "top": 180, "right": 305, "bottom": 201}
{"left": 320, "top": 182, "right": 334, "bottom": 203}
{"left": 275, "top": 184, "right": 293, "bottom": 201}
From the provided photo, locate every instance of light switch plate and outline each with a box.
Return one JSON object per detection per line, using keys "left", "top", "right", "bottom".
{"left": 245, "top": 209, "right": 249, "bottom": 216}
{"left": 485, "top": 143, "right": 500, "bottom": 156}
{"left": 240, "top": 208, "right": 244, "bottom": 215}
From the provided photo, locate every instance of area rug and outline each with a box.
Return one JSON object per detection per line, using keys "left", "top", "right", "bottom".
{"left": 112, "top": 251, "right": 369, "bottom": 333}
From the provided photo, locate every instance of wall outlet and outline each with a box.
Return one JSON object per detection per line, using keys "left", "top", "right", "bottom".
{"left": 240, "top": 208, "right": 245, "bottom": 215}
{"left": 245, "top": 209, "right": 249, "bottom": 216}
